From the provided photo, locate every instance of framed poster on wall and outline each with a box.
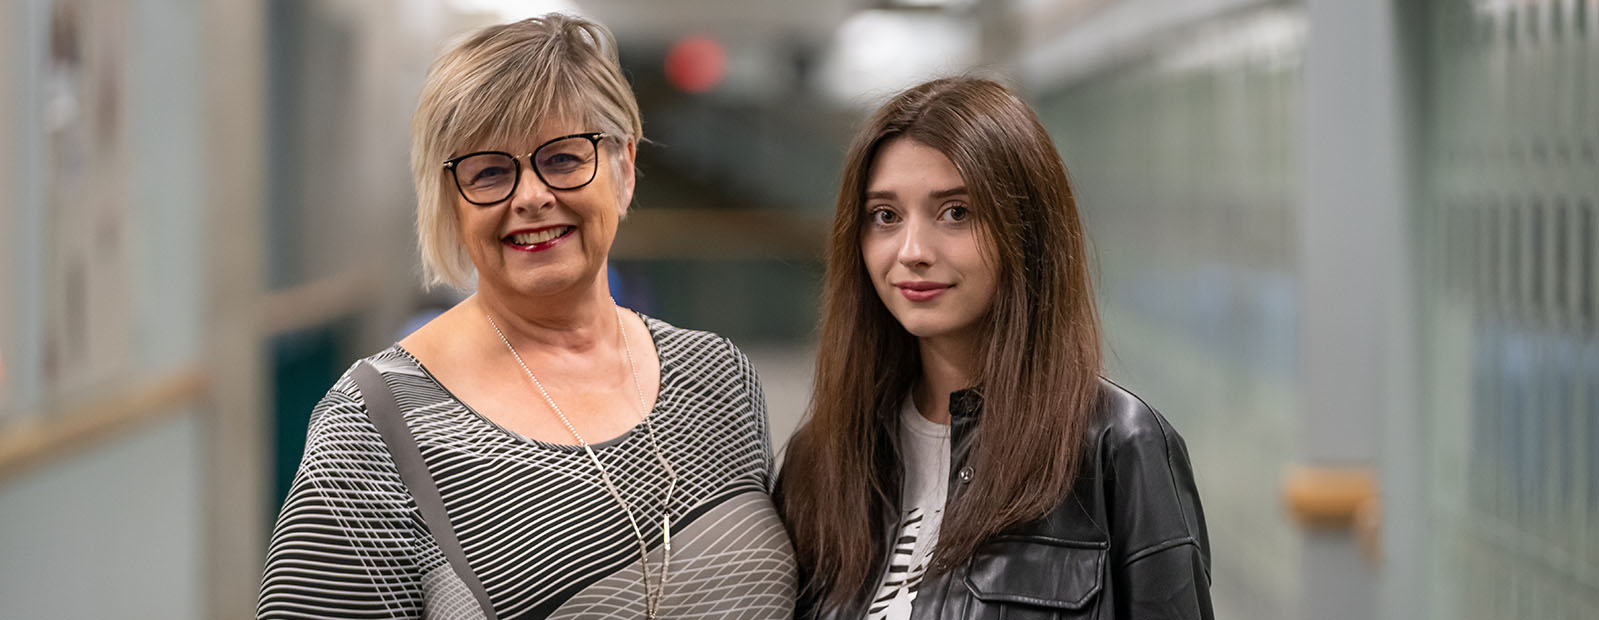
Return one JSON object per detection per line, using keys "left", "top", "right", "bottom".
{"left": 39, "top": 0, "right": 135, "bottom": 402}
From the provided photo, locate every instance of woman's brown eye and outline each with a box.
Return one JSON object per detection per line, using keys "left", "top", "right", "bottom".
{"left": 946, "top": 206, "right": 969, "bottom": 221}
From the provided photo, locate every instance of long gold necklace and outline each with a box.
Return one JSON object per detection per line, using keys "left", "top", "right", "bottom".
{"left": 486, "top": 306, "right": 678, "bottom": 619}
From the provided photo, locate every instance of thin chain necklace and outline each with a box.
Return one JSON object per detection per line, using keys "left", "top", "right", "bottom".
{"left": 486, "top": 305, "right": 678, "bottom": 619}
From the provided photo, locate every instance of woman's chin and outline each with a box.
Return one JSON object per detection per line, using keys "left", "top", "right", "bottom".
{"left": 894, "top": 314, "right": 986, "bottom": 347}
{"left": 483, "top": 267, "right": 603, "bottom": 301}
{"left": 898, "top": 321, "right": 953, "bottom": 341}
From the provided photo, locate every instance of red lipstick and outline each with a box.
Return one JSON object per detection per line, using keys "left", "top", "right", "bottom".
{"left": 502, "top": 225, "right": 574, "bottom": 253}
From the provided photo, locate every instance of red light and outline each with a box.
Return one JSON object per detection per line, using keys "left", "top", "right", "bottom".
{"left": 664, "top": 36, "right": 726, "bottom": 94}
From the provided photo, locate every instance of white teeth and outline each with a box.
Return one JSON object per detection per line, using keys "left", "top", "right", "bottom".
{"left": 510, "top": 227, "right": 568, "bottom": 245}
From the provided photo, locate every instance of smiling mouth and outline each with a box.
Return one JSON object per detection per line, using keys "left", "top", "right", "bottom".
{"left": 503, "top": 226, "right": 574, "bottom": 248}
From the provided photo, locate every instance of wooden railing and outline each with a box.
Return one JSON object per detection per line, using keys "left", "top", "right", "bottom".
{"left": 0, "top": 367, "right": 208, "bottom": 484}
{"left": 1283, "top": 464, "right": 1382, "bottom": 563}
{"left": 0, "top": 268, "right": 377, "bottom": 485}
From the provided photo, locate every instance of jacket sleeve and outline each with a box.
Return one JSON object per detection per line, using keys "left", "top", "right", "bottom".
{"left": 257, "top": 374, "right": 425, "bottom": 619}
{"left": 1105, "top": 402, "right": 1213, "bottom": 620}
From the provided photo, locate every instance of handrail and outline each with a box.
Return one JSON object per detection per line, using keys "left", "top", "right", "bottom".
{"left": 1283, "top": 464, "right": 1377, "bottom": 527}
{"left": 0, "top": 269, "right": 379, "bottom": 484}
{"left": 1282, "top": 464, "right": 1381, "bottom": 564}
{"left": 610, "top": 208, "right": 828, "bottom": 260}
{"left": 0, "top": 366, "right": 208, "bottom": 485}
{"left": 264, "top": 268, "right": 378, "bottom": 336}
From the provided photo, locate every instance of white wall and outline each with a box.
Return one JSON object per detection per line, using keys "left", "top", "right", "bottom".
{"left": 0, "top": 413, "right": 205, "bottom": 619}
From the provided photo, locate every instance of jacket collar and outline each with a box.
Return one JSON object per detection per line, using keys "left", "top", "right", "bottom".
{"left": 949, "top": 387, "right": 984, "bottom": 421}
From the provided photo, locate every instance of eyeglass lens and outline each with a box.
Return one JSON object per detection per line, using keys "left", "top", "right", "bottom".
{"left": 454, "top": 154, "right": 518, "bottom": 203}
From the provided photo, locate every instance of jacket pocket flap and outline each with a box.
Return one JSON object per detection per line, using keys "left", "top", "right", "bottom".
{"left": 964, "top": 536, "right": 1107, "bottom": 610}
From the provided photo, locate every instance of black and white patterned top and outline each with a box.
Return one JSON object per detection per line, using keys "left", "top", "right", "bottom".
{"left": 258, "top": 316, "right": 797, "bottom": 619}
{"left": 867, "top": 397, "right": 950, "bottom": 620}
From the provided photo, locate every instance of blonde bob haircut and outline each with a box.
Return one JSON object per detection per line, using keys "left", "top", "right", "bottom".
{"left": 410, "top": 13, "right": 643, "bottom": 289}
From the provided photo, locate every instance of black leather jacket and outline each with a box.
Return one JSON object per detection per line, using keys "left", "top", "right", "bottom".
{"left": 800, "top": 378, "right": 1213, "bottom": 620}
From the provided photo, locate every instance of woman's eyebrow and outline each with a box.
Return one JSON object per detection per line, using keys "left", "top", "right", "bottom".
{"left": 865, "top": 186, "right": 967, "bottom": 201}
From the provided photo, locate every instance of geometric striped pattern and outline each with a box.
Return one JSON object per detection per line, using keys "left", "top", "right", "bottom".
{"left": 547, "top": 490, "right": 796, "bottom": 619}
{"left": 258, "top": 316, "right": 797, "bottom": 619}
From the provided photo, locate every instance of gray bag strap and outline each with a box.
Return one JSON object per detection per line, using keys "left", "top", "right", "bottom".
{"left": 352, "top": 361, "right": 499, "bottom": 620}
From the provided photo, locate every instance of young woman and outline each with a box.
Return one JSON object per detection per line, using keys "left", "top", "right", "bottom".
{"left": 778, "top": 77, "right": 1212, "bottom": 620}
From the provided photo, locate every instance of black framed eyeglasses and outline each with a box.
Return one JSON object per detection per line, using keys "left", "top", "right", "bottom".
{"left": 442, "top": 132, "right": 607, "bottom": 205}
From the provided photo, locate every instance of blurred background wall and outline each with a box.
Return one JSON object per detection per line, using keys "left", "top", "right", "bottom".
{"left": 1, "top": 0, "right": 1595, "bottom": 618}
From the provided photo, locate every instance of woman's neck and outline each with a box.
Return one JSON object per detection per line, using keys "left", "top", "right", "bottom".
{"left": 473, "top": 281, "right": 617, "bottom": 353}
{"left": 913, "top": 334, "right": 981, "bottom": 426}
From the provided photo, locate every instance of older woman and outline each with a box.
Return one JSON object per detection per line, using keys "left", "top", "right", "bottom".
{"left": 258, "top": 15, "right": 796, "bottom": 619}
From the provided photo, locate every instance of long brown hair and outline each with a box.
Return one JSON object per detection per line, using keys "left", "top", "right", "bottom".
{"left": 777, "top": 77, "right": 1103, "bottom": 609}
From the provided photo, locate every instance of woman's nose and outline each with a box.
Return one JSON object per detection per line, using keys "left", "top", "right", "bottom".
{"left": 510, "top": 159, "right": 554, "bottom": 213}
{"left": 897, "top": 220, "right": 932, "bottom": 268}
